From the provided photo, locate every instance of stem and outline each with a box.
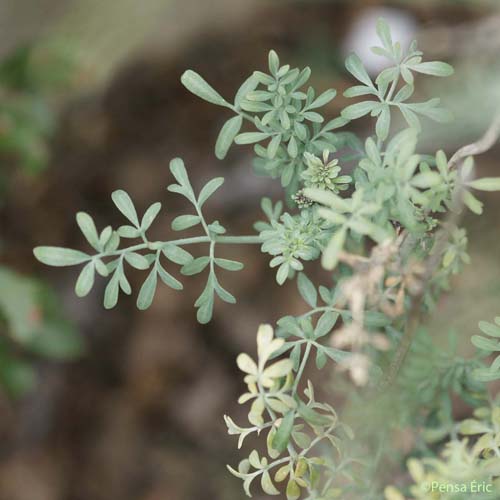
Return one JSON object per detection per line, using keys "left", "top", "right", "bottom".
{"left": 209, "top": 240, "right": 216, "bottom": 276}
{"left": 377, "top": 297, "right": 421, "bottom": 392}
{"left": 376, "top": 67, "right": 400, "bottom": 150}
{"left": 384, "top": 68, "right": 400, "bottom": 103}
{"left": 216, "top": 235, "right": 262, "bottom": 244}
{"left": 194, "top": 199, "right": 212, "bottom": 238}
{"left": 299, "top": 422, "right": 336, "bottom": 458}
{"left": 293, "top": 342, "right": 311, "bottom": 393}
{"left": 94, "top": 234, "right": 262, "bottom": 260}
{"left": 298, "top": 306, "right": 347, "bottom": 319}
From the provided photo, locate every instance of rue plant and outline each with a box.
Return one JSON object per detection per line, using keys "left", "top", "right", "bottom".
{"left": 33, "top": 19, "right": 500, "bottom": 499}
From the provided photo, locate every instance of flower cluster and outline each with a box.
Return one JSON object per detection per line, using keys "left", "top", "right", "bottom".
{"left": 301, "top": 150, "right": 352, "bottom": 194}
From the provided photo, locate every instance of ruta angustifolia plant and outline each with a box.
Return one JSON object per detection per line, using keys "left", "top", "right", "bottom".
{"left": 33, "top": 19, "right": 500, "bottom": 499}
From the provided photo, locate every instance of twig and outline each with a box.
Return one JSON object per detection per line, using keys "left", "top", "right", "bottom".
{"left": 448, "top": 113, "right": 500, "bottom": 169}
{"left": 378, "top": 111, "right": 500, "bottom": 392}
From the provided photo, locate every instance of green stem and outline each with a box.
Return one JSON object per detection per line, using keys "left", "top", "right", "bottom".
{"left": 194, "top": 199, "right": 212, "bottom": 238}
{"left": 376, "top": 67, "right": 400, "bottom": 150}
{"left": 299, "top": 306, "right": 347, "bottom": 319}
{"left": 384, "top": 68, "right": 400, "bottom": 103}
{"left": 216, "top": 235, "right": 262, "bottom": 244}
{"left": 299, "top": 422, "right": 336, "bottom": 457}
{"left": 293, "top": 342, "right": 311, "bottom": 393}
{"left": 94, "top": 234, "right": 262, "bottom": 260}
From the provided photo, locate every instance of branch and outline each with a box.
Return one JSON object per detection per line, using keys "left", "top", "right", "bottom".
{"left": 378, "top": 111, "right": 500, "bottom": 392}
{"left": 448, "top": 113, "right": 500, "bottom": 169}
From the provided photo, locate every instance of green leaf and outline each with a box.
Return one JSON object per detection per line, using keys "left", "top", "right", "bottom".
{"left": 297, "top": 273, "right": 317, "bottom": 307}
{"left": 76, "top": 212, "right": 99, "bottom": 249}
{"left": 302, "top": 111, "right": 324, "bottom": 123}
{"left": 196, "top": 295, "right": 214, "bottom": 324}
{"left": 376, "top": 105, "right": 390, "bottom": 141}
{"left": 125, "top": 252, "right": 150, "bottom": 270}
{"left": 268, "top": 50, "right": 280, "bottom": 75}
{"left": 458, "top": 419, "right": 492, "bottom": 435}
{"left": 208, "top": 221, "right": 226, "bottom": 235}
{"left": 376, "top": 18, "right": 393, "bottom": 51}
{"left": 141, "top": 202, "right": 162, "bottom": 231}
{"left": 472, "top": 368, "right": 500, "bottom": 382}
{"left": 316, "top": 348, "right": 327, "bottom": 369}
{"left": 468, "top": 177, "right": 500, "bottom": 192}
{"left": 394, "top": 84, "right": 414, "bottom": 103}
{"left": 267, "top": 134, "right": 281, "bottom": 159}
{"left": 75, "top": 261, "right": 95, "bottom": 297}
{"left": 406, "top": 101, "right": 453, "bottom": 123}
{"left": 169, "top": 158, "right": 190, "bottom": 187}
{"left": 322, "top": 229, "right": 346, "bottom": 270}
{"left": 376, "top": 67, "right": 398, "bottom": 89}
{"left": 181, "top": 70, "right": 229, "bottom": 107}
{"left": 117, "top": 225, "right": 140, "bottom": 238}
{"left": 272, "top": 411, "right": 295, "bottom": 454}
{"left": 479, "top": 321, "right": 500, "bottom": 338}
{"left": 261, "top": 471, "right": 280, "bottom": 496}
{"left": 263, "top": 359, "right": 294, "bottom": 379}
{"left": 137, "top": 268, "right": 157, "bottom": 310}
{"left": 286, "top": 479, "right": 301, "bottom": 500}
{"left": 95, "top": 259, "right": 109, "bottom": 277}
{"left": 341, "top": 101, "right": 377, "bottom": 120}
{"left": 463, "top": 191, "right": 483, "bottom": 215}
{"left": 287, "top": 136, "right": 298, "bottom": 158}
{"left": 344, "top": 85, "right": 376, "bottom": 98}
{"left": 33, "top": 247, "right": 90, "bottom": 267}
{"left": 215, "top": 116, "right": 243, "bottom": 160}
{"left": 181, "top": 256, "right": 210, "bottom": 276}
{"left": 276, "top": 263, "right": 290, "bottom": 285}
{"left": 99, "top": 226, "right": 112, "bottom": 247}
{"left": 171, "top": 214, "right": 201, "bottom": 231}
{"left": 412, "top": 172, "right": 442, "bottom": 188}
{"left": 235, "top": 132, "right": 269, "bottom": 145}
{"left": 297, "top": 400, "right": 331, "bottom": 426}
{"left": 111, "top": 190, "right": 139, "bottom": 226}
{"left": 198, "top": 177, "right": 225, "bottom": 206}
{"left": 237, "top": 353, "right": 258, "bottom": 375}
{"left": 315, "top": 311, "right": 339, "bottom": 338}
{"left": 235, "top": 73, "right": 260, "bottom": 107}
{"left": 215, "top": 258, "right": 244, "bottom": 271}
{"left": 304, "top": 189, "right": 348, "bottom": 210}
{"left": 412, "top": 61, "right": 454, "bottom": 77}
{"left": 400, "top": 106, "right": 421, "bottom": 130}
{"left": 491, "top": 354, "right": 500, "bottom": 372}
{"left": 104, "top": 231, "right": 120, "bottom": 252}
{"left": 215, "top": 282, "right": 236, "bottom": 304}
{"left": 118, "top": 269, "right": 131, "bottom": 295}
{"left": 345, "top": 53, "right": 373, "bottom": 87}
{"left": 471, "top": 335, "right": 499, "bottom": 352}
{"left": 104, "top": 272, "right": 120, "bottom": 309}
{"left": 322, "top": 346, "right": 350, "bottom": 363}
{"left": 157, "top": 264, "right": 183, "bottom": 290}
{"left": 308, "top": 89, "right": 336, "bottom": 110}
{"left": 162, "top": 244, "right": 193, "bottom": 265}
{"left": 241, "top": 99, "right": 273, "bottom": 113}
{"left": 321, "top": 116, "right": 350, "bottom": 132}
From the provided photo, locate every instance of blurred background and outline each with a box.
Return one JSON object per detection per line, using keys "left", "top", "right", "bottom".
{"left": 1, "top": 1, "right": 500, "bottom": 499}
